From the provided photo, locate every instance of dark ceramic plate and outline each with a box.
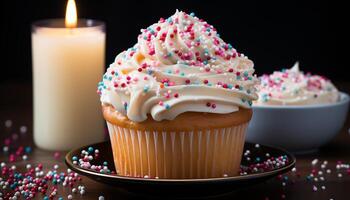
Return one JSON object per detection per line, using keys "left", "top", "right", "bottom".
{"left": 65, "top": 141, "right": 295, "bottom": 198}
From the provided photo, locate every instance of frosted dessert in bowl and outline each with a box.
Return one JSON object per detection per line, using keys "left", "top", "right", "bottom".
{"left": 247, "top": 62, "right": 349, "bottom": 153}
{"left": 255, "top": 62, "right": 339, "bottom": 106}
{"left": 98, "top": 10, "right": 258, "bottom": 178}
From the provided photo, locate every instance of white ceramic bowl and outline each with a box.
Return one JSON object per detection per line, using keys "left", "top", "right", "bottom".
{"left": 246, "top": 92, "right": 349, "bottom": 153}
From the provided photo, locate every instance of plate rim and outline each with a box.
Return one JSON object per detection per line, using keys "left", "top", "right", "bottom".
{"left": 65, "top": 141, "right": 296, "bottom": 184}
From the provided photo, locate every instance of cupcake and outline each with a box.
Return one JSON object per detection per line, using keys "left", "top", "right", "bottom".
{"left": 255, "top": 62, "right": 339, "bottom": 106}
{"left": 98, "top": 10, "right": 258, "bottom": 179}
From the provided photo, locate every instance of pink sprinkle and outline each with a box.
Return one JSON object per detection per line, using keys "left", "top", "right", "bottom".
{"left": 159, "top": 101, "right": 164, "bottom": 106}
{"left": 54, "top": 152, "right": 61, "bottom": 160}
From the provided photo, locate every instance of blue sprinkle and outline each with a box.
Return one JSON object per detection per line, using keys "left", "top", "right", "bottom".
{"left": 25, "top": 146, "right": 32, "bottom": 154}
{"left": 72, "top": 156, "right": 78, "bottom": 161}
{"left": 165, "top": 104, "right": 170, "bottom": 109}
{"left": 143, "top": 85, "right": 149, "bottom": 92}
{"left": 190, "top": 12, "right": 195, "bottom": 17}
{"left": 147, "top": 69, "right": 153, "bottom": 75}
{"left": 166, "top": 17, "right": 173, "bottom": 23}
{"left": 248, "top": 101, "right": 252, "bottom": 106}
{"left": 103, "top": 161, "right": 108, "bottom": 166}
{"left": 88, "top": 147, "right": 94, "bottom": 153}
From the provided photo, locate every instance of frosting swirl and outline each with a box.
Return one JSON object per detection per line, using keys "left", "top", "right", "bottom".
{"left": 255, "top": 62, "right": 339, "bottom": 106}
{"left": 98, "top": 10, "right": 258, "bottom": 122}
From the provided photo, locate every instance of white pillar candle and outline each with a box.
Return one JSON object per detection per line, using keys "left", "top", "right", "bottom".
{"left": 32, "top": 18, "right": 105, "bottom": 150}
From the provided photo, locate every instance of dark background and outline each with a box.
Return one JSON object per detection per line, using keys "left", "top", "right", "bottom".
{"left": 0, "top": 0, "right": 345, "bottom": 83}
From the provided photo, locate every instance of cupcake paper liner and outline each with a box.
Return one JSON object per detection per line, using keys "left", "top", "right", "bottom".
{"left": 107, "top": 122, "right": 248, "bottom": 179}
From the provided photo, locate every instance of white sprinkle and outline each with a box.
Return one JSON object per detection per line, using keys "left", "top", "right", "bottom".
{"left": 80, "top": 190, "right": 85, "bottom": 195}
{"left": 291, "top": 167, "right": 297, "bottom": 172}
{"left": 312, "top": 185, "right": 318, "bottom": 191}
{"left": 338, "top": 173, "right": 343, "bottom": 178}
{"left": 3, "top": 146, "right": 9, "bottom": 152}
{"left": 26, "top": 164, "right": 31, "bottom": 169}
{"left": 223, "top": 174, "right": 228, "bottom": 177}
{"left": 144, "top": 175, "right": 149, "bottom": 179}
{"left": 255, "top": 144, "right": 260, "bottom": 148}
{"left": 321, "top": 185, "right": 326, "bottom": 190}
{"left": 311, "top": 159, "right": 318, "bottom": 166}
{"left": 67, "top": 194, "right": 73, "bottom": 200}
{"left": 22, "top": 155, "right": 28, "bottom": 161}
{"left": 5, "top": 120, "right": 12, "bottom": 128}
{"left": 326, "top": 169, "right": 331, "bottom": 174}
{"left": 19, "top": 126, "right": 27, "bottom": 134}
{"left": 98, "top": 196, "right": 105, "bottom": 200}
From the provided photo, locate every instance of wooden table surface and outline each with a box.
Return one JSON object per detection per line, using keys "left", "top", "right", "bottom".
{"left": 1, "top": 82, "right": 350, "bottom": 200}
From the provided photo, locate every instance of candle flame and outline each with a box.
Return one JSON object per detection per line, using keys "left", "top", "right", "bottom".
{"left": 65, "top": 0, "right": 77, "bottom": 28}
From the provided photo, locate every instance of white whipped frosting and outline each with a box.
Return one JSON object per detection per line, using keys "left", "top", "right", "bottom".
{"left": 255, "top": 62, "right": 339, "bottom": 106}
{"left": 98, "top": 10, "right": 258, "bottom": 122}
